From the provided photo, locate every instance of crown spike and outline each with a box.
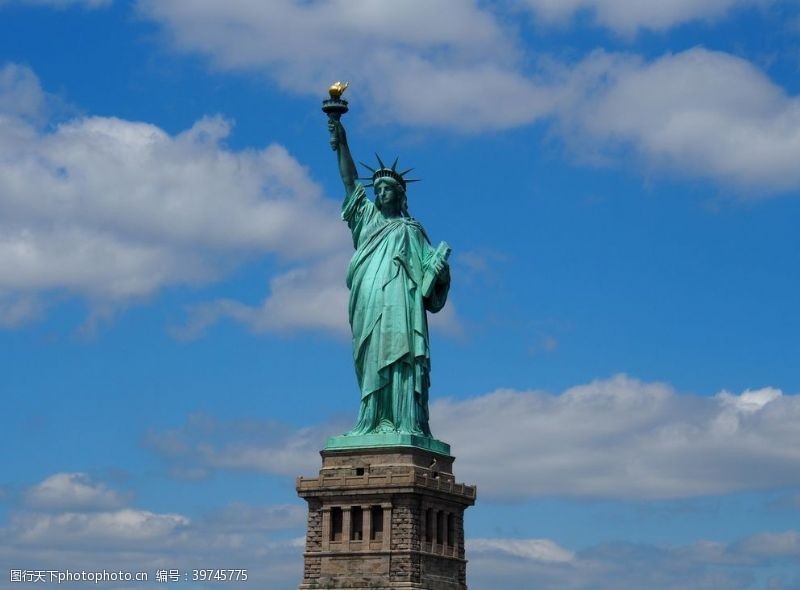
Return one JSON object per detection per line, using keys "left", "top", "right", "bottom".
{"left": 405, "top": 179, "right": 421, "bottom": 184}
{"left": 359, "top": 161, "right": 376, "bottom": 173}
{"left": 364, "top": 155, "right": 421, "bottom": 190}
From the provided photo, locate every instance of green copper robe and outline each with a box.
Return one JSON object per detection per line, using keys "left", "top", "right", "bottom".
{"left": 342, "top": 183, "right": 449, "bottom": 436}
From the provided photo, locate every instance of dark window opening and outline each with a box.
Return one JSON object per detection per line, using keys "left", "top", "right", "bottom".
{"left": 355, "top": 467, "right": 365, "bottom": 476}
{"left": 447, "top": 513, "right": 455, "bottom": 547}
{"left": 425, "top": 508, "right": 433, "bottom": 543}
{"left": 436, "top": 511, "right": 444, "bottom": 545}
{"left": 330, "top": 507, "right": 343, "bottom": 542}
{"left": 370, "top": 506, "right": 383, "bottom": 540}
{"left": 350, "top": 506, "right": 363, "bottom": 541}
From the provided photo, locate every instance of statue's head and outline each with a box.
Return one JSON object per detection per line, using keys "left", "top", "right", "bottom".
{"left": 374, "top": 177, "right": 408, "bottom": 217}
{"left": 360, "top": 154, "right": 419, "bottom": 218}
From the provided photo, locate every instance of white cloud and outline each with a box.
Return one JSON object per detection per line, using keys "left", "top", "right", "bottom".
{"left": 0, "top": 63, "right": 465, "bottom": 334}
{"left": 136, "top": 0, "right": 514, "bottom": 83}
{"left": 1, "top": 472, "right": 307, "bottom": 588}
{"left": 469, "top": 538, "right": 575, "bottom": 563}
{"left": 172, "top": 253, "right": 351, "bottom": 339}
{"left": 0, "top": 112, "right": 343, "bottom": 265}
{"left": 171, "top": 238, "right": 462, "bottom": 339}
{"left": 6, "top": 474, "right": 800, "bottom": 590}
{"left": 145, "top": 376, "right": 800, "bottom": 501}
{"left": 24, "top": 472, "right": 129, "bottom": 511}
{"left": 521, "top": 0, "right": 775, "bottom": 35}
{"left": 0, "top": 63, "right": 356, "bottom": 331}
{"left": 556, "top": 47, "right": 800, "bottom": 193}
{"left": 11, "top": 491, "right": 305, "bottom": 549}
{"left": 136, "top": 0, "right": 550, "bottom": 132}
{"left": 11, "top": 508, "right": 190, "bottom": 547}
{"left": 137, "top": 4, "right": 800, "bottom": 194}
{"left": 361, "top": 53, "right": 553, "bottom": 131}
{"left": 433, "top": 374, "right": 800, "bottom": 500}
{"left": 718, "top": 386, "right": 782, "bottom": 412}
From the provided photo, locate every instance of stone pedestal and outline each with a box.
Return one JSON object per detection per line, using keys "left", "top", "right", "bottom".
{"left": 296, "top": 445, "right": 477, "bottom": 590}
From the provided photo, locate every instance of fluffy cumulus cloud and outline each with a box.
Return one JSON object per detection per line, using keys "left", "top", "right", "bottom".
{"left": 4, "top": 472, "right": 799, "bottom": 590}
{"left": 145, "top": 376, "right": 800, "bottom": 502}
{"left": 520, "top": 0, "right": 776, "bottom": 35}
{"left": 434, "top": 374, "right": 800, "bottom": 500}
{"left": 0, "top": 473, "right": 306, "bottom": 589}
{"left": 0, "top": 62, "right": 465, "bottom": 333}
{"left": 555, "top": 47, "right": 800, "bottom": 193}
{"left": 171, "top": 252, "right": 352, "bottom": 339}
{"left": 136, "top": 0, "right": 553, "bottom": 131}
{"left": 10, "top": 509, "right": 190, "bottom": 547}
{"left": 137, "top": 2, "right": 800, "bottom": 194}
{"left": 0, "top": 63, "right": 352, "bottom": 330}
{"left": 24, "top": 472, "right": 129, "bottom": 511}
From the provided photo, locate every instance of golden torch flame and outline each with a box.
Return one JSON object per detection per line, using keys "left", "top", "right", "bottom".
{"left": 328, "top": 81, "right": 349, "bottom": 99}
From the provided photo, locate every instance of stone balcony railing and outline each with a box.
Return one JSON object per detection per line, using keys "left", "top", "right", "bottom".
{"left": 297, "top": 469, "right": 477, "bottom": 500}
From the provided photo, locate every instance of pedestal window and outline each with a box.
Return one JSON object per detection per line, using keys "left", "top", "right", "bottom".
{"left": 330, "top": 507, "right": 343, "bottom": 542}
{"left": 350, "top": 506, "right": 363, "bottom": 541}
{"left": 370, "top": 506, "right": 383, "bottom": 541}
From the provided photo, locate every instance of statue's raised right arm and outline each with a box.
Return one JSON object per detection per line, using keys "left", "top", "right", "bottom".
{"left": 328, "top": 119, "right": 357, "bottom": 197}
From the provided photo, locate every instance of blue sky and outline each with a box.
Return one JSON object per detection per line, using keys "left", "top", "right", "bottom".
{"left": 1, "top": 0, "right": 800, "bottom": 588}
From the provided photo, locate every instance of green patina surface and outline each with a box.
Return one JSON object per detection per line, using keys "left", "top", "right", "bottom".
{"left": 324, "top": 88, "right": 451, "bottom": 452}
{"left": 325, "top": 432, "right": 451, "bottom": 456}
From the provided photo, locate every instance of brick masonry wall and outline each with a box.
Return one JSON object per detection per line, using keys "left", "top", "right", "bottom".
{"left": 303, "top": 499, "right": 322, "bottom": 584}
{"left": 389, "top": 497, "right": 421, "bottom": 583}
{"left": 421, "top": 554, "right": 467, "bottom": 590}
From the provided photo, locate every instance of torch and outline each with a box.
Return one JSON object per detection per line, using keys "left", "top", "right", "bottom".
{"left": 322, "top": 81, "right": 349, "bottom": 150}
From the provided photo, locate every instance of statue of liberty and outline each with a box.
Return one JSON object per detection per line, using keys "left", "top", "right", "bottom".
{"left": 324, "top": 84, "right": 451, "bottom": 439}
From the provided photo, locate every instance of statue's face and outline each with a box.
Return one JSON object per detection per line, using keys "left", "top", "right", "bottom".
{"left": 375, "top": 180, "right": 403, "bottom": 216}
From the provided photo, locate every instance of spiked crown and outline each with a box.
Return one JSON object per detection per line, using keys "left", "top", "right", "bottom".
{"left": 359, "top": 154, "right": 420, "bottom": 190}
